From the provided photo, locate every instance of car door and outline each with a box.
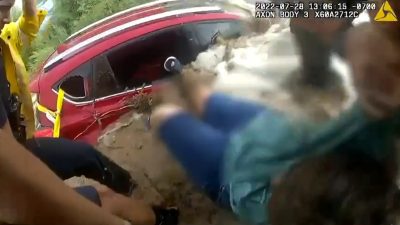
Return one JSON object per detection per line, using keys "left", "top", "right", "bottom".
{"left": 90, "top": 54, "right": 131, "bottom": 139}
{"left": 91, "top": 25, "right": 197, "bottom": 134}
{"left": 52, "top": 60, "right": 97, "bottom": 142}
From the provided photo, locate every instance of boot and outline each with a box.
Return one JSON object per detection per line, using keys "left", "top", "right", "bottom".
{"left": 98, "top": 153, "right": 137, "bottom": 196}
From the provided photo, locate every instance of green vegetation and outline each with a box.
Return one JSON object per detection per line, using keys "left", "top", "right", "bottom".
{"left": 24, "top": 0, "right": 149, "bottom": 74}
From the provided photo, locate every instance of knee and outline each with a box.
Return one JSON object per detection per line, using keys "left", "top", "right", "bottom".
{"left": 151, "top": 104, "right": 185, "bottom": 131}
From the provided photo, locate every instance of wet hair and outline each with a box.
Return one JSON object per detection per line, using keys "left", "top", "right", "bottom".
{"left": 268, "top": 151, "right": 400, "bottom": 225}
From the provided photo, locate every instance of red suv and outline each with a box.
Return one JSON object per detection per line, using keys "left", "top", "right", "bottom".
{"left": 29, "top": 0, "right": 247, "bottom": 144}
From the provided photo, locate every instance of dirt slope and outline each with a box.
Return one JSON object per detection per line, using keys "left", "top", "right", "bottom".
{"left": 67, "top": 112, "right": 241, "bottom": 225}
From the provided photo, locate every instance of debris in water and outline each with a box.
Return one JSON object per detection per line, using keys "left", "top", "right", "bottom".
{"left": 185, "top": 19, "right": 357, "bottom": 122}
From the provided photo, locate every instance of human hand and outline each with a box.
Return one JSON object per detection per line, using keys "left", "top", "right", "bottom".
{"left": 94, "top": 184, "right": 157, "bottom": 225}
{"left": 94, "top": 184, "right": 130, "bottom": 217}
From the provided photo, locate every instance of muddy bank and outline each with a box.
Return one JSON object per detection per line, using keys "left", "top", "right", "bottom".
{"left": 66, "top": 112, "right": 240, "bottom": 225}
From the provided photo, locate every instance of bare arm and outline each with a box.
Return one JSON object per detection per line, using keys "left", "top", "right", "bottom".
{"left": 0, "top": 124, "right": 125, "bottom": 225}
{"left": 22, "top": 0, "right": 36, "bottom": 18}
{"left": 17, "top": 0, "right": 40, "bottom": 44}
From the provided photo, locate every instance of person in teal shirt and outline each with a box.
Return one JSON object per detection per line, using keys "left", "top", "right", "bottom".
{"left": 150, "top": 4, "right": 400, "bottom": 225}
{"left": 152, "top": 88, "right": 397, "bottom": 225}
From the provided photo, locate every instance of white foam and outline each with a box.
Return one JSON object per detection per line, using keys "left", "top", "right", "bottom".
{"left": 189, "top": 19, "right": 357, "bottom": 120}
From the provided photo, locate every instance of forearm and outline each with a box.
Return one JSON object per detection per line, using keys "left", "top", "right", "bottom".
{"left": 22, "top": 0, "right": 36, "bottom": 18}
{"left": 0, "top": 129, "right": 124, "bottom": 225}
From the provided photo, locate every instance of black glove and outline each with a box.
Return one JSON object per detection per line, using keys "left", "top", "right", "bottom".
{"left": 98, "top": 153, "right": 137, "bottom": 196}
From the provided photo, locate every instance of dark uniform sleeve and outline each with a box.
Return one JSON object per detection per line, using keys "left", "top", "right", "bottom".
{"left": 0, "top": 93, "right": 8, "bottom": 128}
{"left": 0, "top": 51, "right": 10, "bottom": 129}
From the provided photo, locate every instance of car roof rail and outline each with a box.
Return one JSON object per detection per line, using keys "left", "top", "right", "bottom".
{"left": 44, "top": 6, "right": 223, "bottom": 73}
{"left": 66, "top": 0, "right": 230, "bottom": 41}
{"left": 67, "top": 0, "right": 180, "bottom": 41}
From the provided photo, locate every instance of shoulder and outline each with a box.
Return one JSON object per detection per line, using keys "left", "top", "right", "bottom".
{"left": 1, "top": 22, "right": 19, "bottom": 35}
{"left": 1, "top": 22, "right": 20, "bottom": 43}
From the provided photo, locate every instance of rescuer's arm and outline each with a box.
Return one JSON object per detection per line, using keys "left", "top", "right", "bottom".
{"left": 17, "top": 0, "right": 46, "bottom": 44}
{"left": 22, "top": 0, "right": 37, "bottom": 18}
{"left": 0, "top": 98, "right": 125, "bottom": 225}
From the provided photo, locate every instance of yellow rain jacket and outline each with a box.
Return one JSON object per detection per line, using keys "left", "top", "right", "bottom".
{"left": 0, "top": 8, "right": 47, "bottom": 139}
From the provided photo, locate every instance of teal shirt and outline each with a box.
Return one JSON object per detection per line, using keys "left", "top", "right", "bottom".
{"left": 223, "top": 103, "right": 397, "bottom": 225}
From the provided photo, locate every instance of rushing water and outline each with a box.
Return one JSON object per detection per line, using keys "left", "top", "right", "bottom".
{"left": 187, "top": 11, "right": 359, "bottom": 122}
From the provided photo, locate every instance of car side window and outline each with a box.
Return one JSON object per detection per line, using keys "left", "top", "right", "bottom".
{"left": 92, "top": 55, "right": 122, "bottom": 98}
{"left": 60, "top": 76, "right": 85, "bottom": 98}
{"left": 57, "top": 61, "right": 92, "bottom": 102}
{"left": 95, "top": 26, "right": 193, "bottom": 95}
{"left": 193, "top": 20, "right": 247, "bottom": 49}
